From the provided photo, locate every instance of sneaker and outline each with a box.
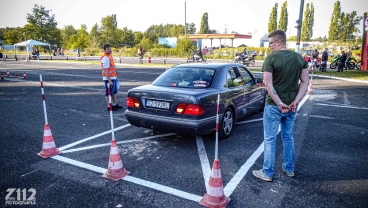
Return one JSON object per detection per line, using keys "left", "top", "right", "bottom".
{"left": 107, "top": 107, "right": 118, "bottom": 111}
{"left": 252, "top": 169, "right": 272, "bottom": 182}
{"left": 281, "top": 166, "right": 295, "bottom": 177}
{"left": 113, "top": 104, "right": 123, "bottom": 109}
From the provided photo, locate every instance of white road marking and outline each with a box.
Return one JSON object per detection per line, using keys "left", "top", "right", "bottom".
{"left": 315, "top": 103, "right": 368, "bottom": 110}
{"left": 196, "top": 136, "right": 211, "bottom": 186}
{"left": 236, "top": 118, "right": 263, "bottom": 125}
{"left": 52, "top": 155, "right": 203, "bottom": 202}
{"left": 224, "top": 142, "right": 264, "bottom": 196}
{"left": 58, "top": 124, "right": 131, "bottom": 151}
{"left": 62, "top": 133, "right": 176, "bottom": 153}
{"left": 310, "top": 115, "right": 335, "bottom": 119}
{"left": 21, "top": 169, "right": 39, "bottom": 177}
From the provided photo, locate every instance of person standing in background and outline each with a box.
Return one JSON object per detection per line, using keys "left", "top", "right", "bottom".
{"left": 321, "top": 48, "right": 329, "bottom": 72}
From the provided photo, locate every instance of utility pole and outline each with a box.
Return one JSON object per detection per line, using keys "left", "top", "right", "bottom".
{"left": 295, "top": 0, "right": 304, "bottom": 53}
{"left": 184, "top": 1, "right": 187, "bottom": 36}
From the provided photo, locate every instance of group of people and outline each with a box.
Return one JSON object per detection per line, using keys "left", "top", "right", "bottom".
{"left": 307, "top": 47, "right": 352, "bottom": 72}
{"left": 52, "top": 48, "right": 65, "bottom": 56}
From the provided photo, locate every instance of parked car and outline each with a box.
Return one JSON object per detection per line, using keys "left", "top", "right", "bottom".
{"left": 125, "top": 63, "right": 266, "bottom": 139}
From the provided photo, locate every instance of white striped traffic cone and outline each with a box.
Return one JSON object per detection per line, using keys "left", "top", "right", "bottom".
{"left": 7, "top": 70, "right": 10, "bottom": 76}
{"left": 306, "top": 80, "right": 314, "bottom": 95}
{"left": 102, "top": 139, "right": 129, "bottom": 181}
{"left": 23, "top": 72, "right": 27, "bottom": 79}
{"left": 199, "top": 159, "right": 230, "bottom": 207}
{"left": 38, "top": 124, "right": 61, "bottom": 158}
{"left": 15, "top": 71, "right": 18, "bottom": 77}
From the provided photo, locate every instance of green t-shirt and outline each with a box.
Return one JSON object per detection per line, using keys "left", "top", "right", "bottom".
{"left": 262, "top": 50, "right": 308, "bottom": 105}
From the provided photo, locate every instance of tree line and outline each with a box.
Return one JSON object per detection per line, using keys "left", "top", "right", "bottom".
{"left": 267, "top": 0, "right": 362, "bottom": 43}
{"left": 0, "top": 5, "right": 217, "bottom": 52}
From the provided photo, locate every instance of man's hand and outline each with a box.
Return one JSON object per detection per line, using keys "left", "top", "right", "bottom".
{"left": 108, "top": 80, "right": 113, "bottom": 87}
{"left": 288, "top": 101, "right": 299, "bottom": 112}
{"left": 278, "top": 103, "right": 290, "bottom": 113}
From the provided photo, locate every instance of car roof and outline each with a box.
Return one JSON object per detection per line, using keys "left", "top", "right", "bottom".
{"left": 174, "top": 63, "right": 242, "bottom": 69}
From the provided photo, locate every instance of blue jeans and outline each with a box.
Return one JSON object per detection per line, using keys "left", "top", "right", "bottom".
{"left": 263, "top": 104, "right": 296, "bottom": 177}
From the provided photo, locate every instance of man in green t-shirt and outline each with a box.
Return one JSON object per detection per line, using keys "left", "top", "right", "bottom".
{"left": 253, "top": 30, "right": 309, "bottom": 182}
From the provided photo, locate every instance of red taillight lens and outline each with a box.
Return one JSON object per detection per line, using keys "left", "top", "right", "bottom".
{"left": 176, "top": 103, "right": 204, "bottom": 116}
{"left": 126, "top": 97, "right": 140, "bottom": 108}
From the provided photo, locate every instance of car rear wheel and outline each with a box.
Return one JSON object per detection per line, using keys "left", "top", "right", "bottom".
{"left": 219, "top": 108, "right": 234, "bottom": 139}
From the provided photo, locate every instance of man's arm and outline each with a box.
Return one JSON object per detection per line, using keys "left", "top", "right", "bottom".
{"left": 289, "top": 68, "right": 309, "bottom": 112}
{"left": 263, "top": 72, "right": 290, "bottom": 113}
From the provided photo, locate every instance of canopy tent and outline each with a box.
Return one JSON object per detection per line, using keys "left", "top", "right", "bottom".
{"left": 14, "top": 39, "right": 51, "bottom": 60}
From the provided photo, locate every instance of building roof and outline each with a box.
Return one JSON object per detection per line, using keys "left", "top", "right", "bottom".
{"left": 180, "top": 34, "right": 252, "bottom": 39}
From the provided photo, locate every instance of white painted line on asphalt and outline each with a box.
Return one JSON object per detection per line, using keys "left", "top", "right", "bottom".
{"left": 196, "top": 136, "right": 211, "bottom": 186}
{"left": 236, "top": 118, "right": 263, "bottom": 125}
{"left": 315, "top": 103, "right": 368, "bottom": 110}
{"left": 224, "top": 142, "right": 264, "bottom": 196}
{"left": 52, "top": 155, "right": 203, "bottom": 202}
{"left": 62, "top": 133, "right": 177, "bottom": 153}
{"left": 58, "top": 124, "right": 131, "bottom": 151}
{"left": 310, "top": 115, "right": 335, "bottom": 119}
{"left": 316, "top": 74, "right": 368, "bottom": 84}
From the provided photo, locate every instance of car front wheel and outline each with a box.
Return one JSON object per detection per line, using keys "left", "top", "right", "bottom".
{"left": 219, "top": 108, "right": 234, "bottom": 139}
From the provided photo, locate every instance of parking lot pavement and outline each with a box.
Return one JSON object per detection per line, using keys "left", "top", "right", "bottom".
{"left": 0, "top": 63, "right": 367, "bottom": 207}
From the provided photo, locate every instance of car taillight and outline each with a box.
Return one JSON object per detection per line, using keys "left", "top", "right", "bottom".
{"left": 176, "top": 103, "right": 204, "bottom": 116}
{"left": 126, "top": 97, "right": 140, "bottom": 108}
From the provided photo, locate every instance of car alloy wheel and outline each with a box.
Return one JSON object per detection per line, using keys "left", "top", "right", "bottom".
{"left": 219, "top": 108, "right": 234, "bottom": 139}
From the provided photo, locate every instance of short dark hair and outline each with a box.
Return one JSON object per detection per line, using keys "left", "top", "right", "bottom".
{"left": 268, "top": 30, "right": 286, "bottom": 44}
{"left": 103, "top": 44, "right": 111, "bottom": 51}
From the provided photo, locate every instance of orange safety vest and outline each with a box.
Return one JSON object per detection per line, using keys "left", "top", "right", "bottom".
{"left": 101, "top": 54, "right": 117, "bottom": 77}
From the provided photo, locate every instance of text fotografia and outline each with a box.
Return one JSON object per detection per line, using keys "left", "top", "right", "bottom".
{"left": 5, "top": 188, "right": 36, "bottom": 205}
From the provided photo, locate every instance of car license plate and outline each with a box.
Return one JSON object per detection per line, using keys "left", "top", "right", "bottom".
{"left": 145, "top": 100, "right": 170, "bottom": 109}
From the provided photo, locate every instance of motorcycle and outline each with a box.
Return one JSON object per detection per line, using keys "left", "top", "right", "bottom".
{"left": 233, "top": 52, "right": 257, "bottom": 66}
{"left": 330, "top": 56, "right": 355, "bottom": 69}
{"left": 356, "top": 61, "right": 362, "bottom": 70}
{"left": 187, "top": 50, "right": 206, "bottom": 63}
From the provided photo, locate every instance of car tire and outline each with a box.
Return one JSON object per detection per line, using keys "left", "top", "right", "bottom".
{"left": 219, "top": 108, "right": 234, "bottom": 139}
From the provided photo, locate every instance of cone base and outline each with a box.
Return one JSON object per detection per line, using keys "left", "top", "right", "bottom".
{"left": 199, "top": 194, "right": 230, "bottom": 208}
{"left": 38, "top": 149, "right": 61, "bottom": 158}
{"left": 102, "top": 169, "right": 130, "bottom": 181}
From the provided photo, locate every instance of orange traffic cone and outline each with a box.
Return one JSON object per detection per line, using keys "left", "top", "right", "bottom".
{"left": 306, "top": 80, "right": 314, "bottom": 95}
{"left": 7, "top": 70, "right": 10, "bottom": 76}
{"left": 38, "top": 124, "right": 61, "bottom": 158}
{"left": 102, "top": 139, "right": 129, "bottom": 181}
{"left": 23, "top": 72, "right": 27, "bottom": 79}
{"left": 15, "top": 71, "right": 18, "bottom": 78}
{"left": 199, "top": 159, "right": 230, "bottom": 208}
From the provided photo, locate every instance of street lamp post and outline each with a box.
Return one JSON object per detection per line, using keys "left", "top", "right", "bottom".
{"left": 295, "top": 0, "right": 304, "bottom": 53}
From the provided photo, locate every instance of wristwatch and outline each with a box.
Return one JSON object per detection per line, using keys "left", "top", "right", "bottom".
{"left": 277, "top": 102, "right": 283, "bottom": 107}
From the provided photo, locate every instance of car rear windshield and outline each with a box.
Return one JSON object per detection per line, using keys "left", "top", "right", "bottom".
{"left": 152, "top": 67, "right": 215, "bottom": 88}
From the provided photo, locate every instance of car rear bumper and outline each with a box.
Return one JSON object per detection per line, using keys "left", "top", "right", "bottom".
{"left": 125, "top": 110, "right": 218, "bottom": 136}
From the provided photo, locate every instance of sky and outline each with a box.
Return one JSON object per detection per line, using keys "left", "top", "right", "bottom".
{"left": 1, "top": 0, "right": 367, "bottom": 39}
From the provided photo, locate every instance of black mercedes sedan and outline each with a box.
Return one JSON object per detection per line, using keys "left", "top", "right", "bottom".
{"left": 125, "top": 63, "right": 266, "bottom": 139}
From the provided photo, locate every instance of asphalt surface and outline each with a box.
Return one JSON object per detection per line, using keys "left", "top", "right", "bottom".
{"left": 0, "top": 60, "right": 367, "bottom": 208}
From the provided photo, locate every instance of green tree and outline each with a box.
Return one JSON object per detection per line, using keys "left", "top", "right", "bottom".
{"left": 133, "top": 31, "right": 143, "bottom": 45}
{"left": 60, "top": 25, "right": 77, "bottom": 49}
{"left": 176, "top": 37, "right": 195, "bottom": 56}
{"left": 328, "top": 1, "right": 341, "bottom": 41}
{"left": 3, "top": 27, "right": 24, "bottom": 44}
{"left": 186, "top": 23, "right": 196, "bottom": 34}
{"left": 301, "top": 3, "right": 314, "bottom": 41}
{"left": 24, "top": 4, "right": 60, "bottom": 45}
{"left": 67, "top": 24, "right": 89, "bottom": 49}
{"left": 119, "top": 27, "right": 135, "bottom": 46}
{"left": 89, "top": 23, "right": 102, "bottom": 48}
{"left": 199, "top": 13, "right": 210, "bottom": 34}
{"left": 100, "top": 14, "right": 118, "bottom": 46}
{"left": 268, "top": 3, "right": 278, "bottom": 33}
{"left": 340, "top": 11, "right": 363, "bottom": 42}
{"left": 278, "top": 1, "right": 288, "bottom": 32}
{"left": 139, "top": 37, "right": 153, "bottom": 51}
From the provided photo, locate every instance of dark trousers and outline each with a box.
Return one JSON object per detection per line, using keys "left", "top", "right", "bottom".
{"left": 338, "top": 62, "right": 344, "bottom": 72}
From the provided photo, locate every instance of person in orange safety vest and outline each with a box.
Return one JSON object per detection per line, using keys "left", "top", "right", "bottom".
{"left": 101, "top": 43, "right": 124, "bottom": 111}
